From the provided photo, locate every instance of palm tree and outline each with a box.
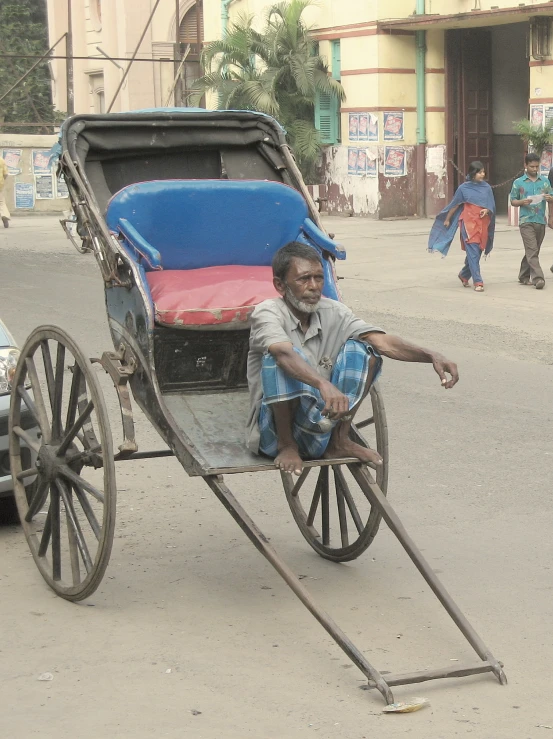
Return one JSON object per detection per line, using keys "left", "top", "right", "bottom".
{"left": 191, "top": 0, "right": 344, "bottom": 181}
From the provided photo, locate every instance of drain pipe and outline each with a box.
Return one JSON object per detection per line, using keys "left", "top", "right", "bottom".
{"left": 221, "top": 0, "right": 235, "bottom": 36}
{"left": 415, "top": 0, "right": 427, "bottom": 217}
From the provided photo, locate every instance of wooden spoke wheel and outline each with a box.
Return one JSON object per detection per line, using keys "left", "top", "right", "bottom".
{"left": 282, "top": 382, "right": 388, "bottom": 562}
{"left": 9, "top": 326, "right": 116, "bottom": 601}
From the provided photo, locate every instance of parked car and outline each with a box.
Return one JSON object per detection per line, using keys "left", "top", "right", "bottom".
{"left": 0, "top": 319, "right": 38, "bottom": 506}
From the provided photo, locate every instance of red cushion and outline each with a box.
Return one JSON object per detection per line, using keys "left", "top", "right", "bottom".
{"left": 146, "top": 266, "right": 278, "bottom": 327}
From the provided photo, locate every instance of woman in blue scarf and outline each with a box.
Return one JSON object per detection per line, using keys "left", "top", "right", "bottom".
{"left": 428, "top": 161, "right": 496, "bottom": 292}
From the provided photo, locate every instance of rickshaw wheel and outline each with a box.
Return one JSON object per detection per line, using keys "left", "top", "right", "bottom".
{"left": 9, "top": 326, "right": 116, "bottom": 601}
{"left": 282, "top": 382, "right": 388, "bottom": 563}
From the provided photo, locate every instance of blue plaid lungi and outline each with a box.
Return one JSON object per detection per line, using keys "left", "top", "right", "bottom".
{"left": 258, "top": 339, "right": 382, "bottom": 459}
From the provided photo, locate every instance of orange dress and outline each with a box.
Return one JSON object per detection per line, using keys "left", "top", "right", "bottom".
{"left": 458, "top": 202, "right": 490, "bottom": 251}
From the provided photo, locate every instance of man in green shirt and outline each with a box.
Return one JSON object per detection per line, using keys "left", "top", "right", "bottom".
{"left": 510, "top": 152, "right": 553, "bottom": 289}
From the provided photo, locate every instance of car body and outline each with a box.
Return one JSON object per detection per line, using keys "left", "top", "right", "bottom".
{"left": 0, "top": 319, "right": 39, "bottom": 498}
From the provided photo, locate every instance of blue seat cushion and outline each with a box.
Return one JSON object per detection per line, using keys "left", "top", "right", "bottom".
{"left": 106, "top": 179, "right": 310, "bottom": 271}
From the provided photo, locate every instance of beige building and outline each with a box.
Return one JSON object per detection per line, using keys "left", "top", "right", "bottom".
{"left": 47, "top": 0, "right": 204, "bottom": 115}
{"left": 47, "top": 1, "right": 553, "bottom": 217}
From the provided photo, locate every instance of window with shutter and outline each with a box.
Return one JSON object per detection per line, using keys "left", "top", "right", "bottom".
{"left": 315, "top": 91, "right": 338, "bottom": 145}
{"left": 179, "top": 4, "right": 204, "bottom": 43}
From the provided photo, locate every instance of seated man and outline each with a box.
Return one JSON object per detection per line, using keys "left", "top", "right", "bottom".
{"left": 246, "top": 242, "right": 458, "bottom": 475}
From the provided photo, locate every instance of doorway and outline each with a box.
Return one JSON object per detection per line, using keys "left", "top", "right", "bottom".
{"left": 446, "top": 24, "right": 529, "bottom": 212}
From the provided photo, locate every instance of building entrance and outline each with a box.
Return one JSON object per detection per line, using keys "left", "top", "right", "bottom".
{"left": 447, "top": 24, "right": 529, "bottom": 213}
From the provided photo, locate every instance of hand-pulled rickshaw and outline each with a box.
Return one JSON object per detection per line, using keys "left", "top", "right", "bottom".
{"left": 8, "top": 109, "right": 506, "bottom": 706}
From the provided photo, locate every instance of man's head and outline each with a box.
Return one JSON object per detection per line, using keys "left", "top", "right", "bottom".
{"left": 272, "top": 242, "right": 324, "bottom": 315}
{"left": 525, "top": 152, "right": 541, "bottom": 177}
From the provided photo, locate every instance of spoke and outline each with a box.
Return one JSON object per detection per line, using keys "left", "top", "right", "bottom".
{"left": 23, "top": 358, "right": 52, "bottom": 443}
{"left": 51, "top": 343, "right": 66, "bottom": 441}
{"left": 72, "top": 483, "right": 101, "bottom": 539}
{"left": 355, "top": 416, "right": 374, "bottom": 429}
{"left": 16, "top": 466, "right": 38, "bottom": 481}
{"left": 334, "top": 466, "right": 364, "bottom": 535}
{"left": 57, "top": 399, "right": 94, "bottom": 457}
{"left": 334, "top": 467, "right": 349, "bottom": 547}
{"left": 306, "top": 473, "right": 323, "bottom": 528}
{"left": 320, "top": 467, "right": 330, "bottom": 546}
{"left": 50, "top": 485, "right": 61, "bottom": 580}
{"left": 56, "top": 480, "right": 93, "bottom": 575}
{"left": 59, "top": 465, "right": 104, "bottom": 503}
{"left": 17, "top": 386, "right": 50, "bottom": 444}
{"left": 65, "top": 363, "right": 83, "bottom": 430}
{"left": 40, "top": 340, "right": 56, "bottom": 408}
{"left": 12, "top": 425, "right": 41, "bottom": 454}
{"left": 25, "top": 479, "right": 50, "bottom": 522}
{"left": 37, "top": 506, "right": 52, "bottom": 557}
{"left": 291, "top": 468, "right": 311, "bottom": 498}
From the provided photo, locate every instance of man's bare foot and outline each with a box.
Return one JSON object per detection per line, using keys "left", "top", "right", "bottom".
{"left": 274, "top": 445, "right": 303, "bottom": 476}
{"left": 324, "top": 438, "right": 383, "bottom": 466}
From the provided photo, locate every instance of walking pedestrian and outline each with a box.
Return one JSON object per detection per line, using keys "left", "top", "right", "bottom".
{"left": 428, "top": 161, "right": 495, "bottom": 292}
{"left": 510, "top": 152, "right": 553, "bottom": 289}
{"left": 0, "top": 156, "right": 10, "bottom": 228}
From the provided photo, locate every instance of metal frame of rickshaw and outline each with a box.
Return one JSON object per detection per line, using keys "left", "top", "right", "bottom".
{"left": 9, "top": 110, "right": 506, "bottom": 706}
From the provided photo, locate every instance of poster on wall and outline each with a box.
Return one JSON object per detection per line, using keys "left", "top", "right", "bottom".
{"left": 540, "top": 145, "right": 552, "bottom": 175}
{"left": 545, "top": 105, "right": 553, "bottom": 129}
{"left": 358, "top": 113, "right": 368, "bottom": 142}
{"left": 35, "top": 174, "right": 54, "bottom": 199}
{"left": 56, "top": 174, "right": 69, "bottom": 199}
{"left": 367, "top": 148, "right": 378, "bottom": 177}
{"left": 368, "top": 113, "right": 378, "bottom": 141}
{"left": 347, "top": 147, "right": 358, "bottom": 175}
{"left": 14, "top": 181, "right": 35, "bottom": 209}
{"left": 2, "top": 149, "right": 22, "bottom": 175}
{"left": 384, "top": 146, "right": 406, "bottom": 177}
{"left": 32, "top": 149, "right": 53, "bottom": 175}
{"left": 356, "top": 148, "right": 367, "bottom": 175}
{"left": 383, "top": 111, "right": 404, "bottom": 141}
{"left": 348, "top": 114, "right": 359, "bottom": 141}
{"left": 530, "top": 104, "right": 545, "bottom": 129}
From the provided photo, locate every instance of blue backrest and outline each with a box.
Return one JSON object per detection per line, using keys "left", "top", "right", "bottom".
{"left": 106, "top": 179, "right": 309, "bottom": 271}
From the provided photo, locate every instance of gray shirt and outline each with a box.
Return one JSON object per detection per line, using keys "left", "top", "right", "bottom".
{"left": 246, "top": 297, "right": 384, "bottom": 453}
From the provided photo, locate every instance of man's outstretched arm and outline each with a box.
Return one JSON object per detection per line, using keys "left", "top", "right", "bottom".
{"left": 361, "top": 332, "right": 459, "bottom": 389}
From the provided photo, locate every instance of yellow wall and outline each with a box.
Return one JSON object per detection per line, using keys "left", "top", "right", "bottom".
{"left": 419, "top": 0, "right": 553, "bottom": 14}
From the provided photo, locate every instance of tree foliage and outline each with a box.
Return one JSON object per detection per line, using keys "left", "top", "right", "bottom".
{"left": 0, "top": 0, "right": 64, "bottom": 133}
{"left": 191, "top": 0, "right": 344, "bottom": 182}
{"left": 513, "top": 118, "right": 553, "bottom": 156}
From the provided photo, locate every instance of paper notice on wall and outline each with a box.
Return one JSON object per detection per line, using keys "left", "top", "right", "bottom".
{"left": 367, "top": 148, "right": 378, "bottom": 177}
{"left": 35, "top": 174, "right": 54, "bottom": 199}
{"left": 540, "top": 145, "right": 552, "bottom": 175}
{"left": 2, "top": 149, "right": 22, "bottom": 175}
{"left": 383, "top": 111, "right": 404, "bottom": 141}
{"left": 530, "top": 104, "right": 545, "bottom": 129}
{"left": 14, "top": 181, "right": 35, "bottom": 209}
{"left": 32, "top": 149, "right": 53, "bottom": 174}
{"left": 358, "top": 113, "right": 368, "bottom": 141}
{"left": 356, "top": 148, "right": 367, "bottom": 175}
{"left": 384, "top": 146, "right": 406, "bottom": 177}
{"left": 348, "top": 114, "right": 359, "bottom": 142}
{"left": 368, "top": 113, "right": 378, "bottom": 141}
{"left": 426, "top": 145, "right": 445, "bottom": 174}
{"left": 56, "top": 174, "right": 69, "bottom": 199}
{"left": 347, "top": 147, "right": 358, "bottom": 175}
{"left": 545, "top": 105, "right": 553, "bottom": 129}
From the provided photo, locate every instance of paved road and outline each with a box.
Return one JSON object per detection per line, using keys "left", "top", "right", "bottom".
{"left": 1, "top": 216, "right": 552, "bottom": 738}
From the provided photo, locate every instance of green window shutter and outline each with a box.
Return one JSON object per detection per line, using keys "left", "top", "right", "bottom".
{"left": 315, "top": 90, "right": 338, "bottom": 145}
{"left": 331, "top": 40, "right": 341, "bottom": 80}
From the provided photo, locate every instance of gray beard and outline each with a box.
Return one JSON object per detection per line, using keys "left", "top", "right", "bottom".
{"left": 285, "top": 288, "right": 320, "bottom": 314}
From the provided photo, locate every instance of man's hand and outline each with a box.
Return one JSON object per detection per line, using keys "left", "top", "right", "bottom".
{"left": 361, "top": 333, "right": 459, "bottom": 389}
{"left": 319, "top": 380, "right": 350, "bottom": 419}
{"left": 443, "top": 219, "right": 450, "bottom": 228}
{"left": 521, "top": 198, "right": 532, "bottom": 206}
{"left": 545, "top": 194, "right": 553, "bottom": 203}
{"left": 479, "top": 208, "right": 489, "bottom": 218}
{"left": 432, "top": 355, "right": 459, "bottom": 389}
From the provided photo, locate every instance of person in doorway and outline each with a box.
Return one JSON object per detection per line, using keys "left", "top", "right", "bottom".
{"left": 510, "top": 152, "right": 553, "bottom": 289}
{"left": 428, "top": 161, "right": 495, "bottom": 292}
{"left": 247, "top": 242, "right": 459, "bottom": 476}
{"left": 0, "top": 156, "right": 10, "bottom": 228}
